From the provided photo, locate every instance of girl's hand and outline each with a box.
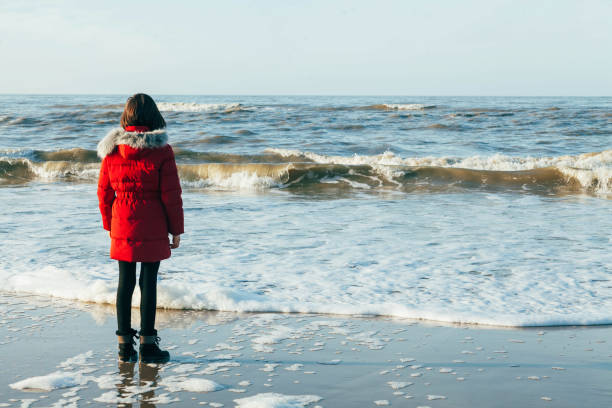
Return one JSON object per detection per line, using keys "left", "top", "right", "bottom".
{"left": 170, "top": 234, "right": 181, "bottom": 249}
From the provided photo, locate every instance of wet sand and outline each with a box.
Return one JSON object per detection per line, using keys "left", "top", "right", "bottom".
{"left": 1, "top": 292, "right": 611, "bottom": 408}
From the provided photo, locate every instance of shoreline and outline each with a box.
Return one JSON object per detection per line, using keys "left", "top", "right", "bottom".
{"left": 2, "top": 292, "right": 612, "bottom": 407}
{"left": 3, "top": 290, "right": 611, "bottom": 330}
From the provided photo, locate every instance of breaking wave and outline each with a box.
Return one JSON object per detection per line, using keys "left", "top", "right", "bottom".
{"left": 1, "top": 147, "right": 610, "bottom": 195}
{"left": 156, "top": 102, "right": 249, "bottom": 113}
{"left": 266, "top": 148, "right": 612, "bottom": 194}
{"left": 363, "top": 103, "right": 436, "bottom": 111}
{"left": 319, "top": 103, "right": 437, "bottom": 112}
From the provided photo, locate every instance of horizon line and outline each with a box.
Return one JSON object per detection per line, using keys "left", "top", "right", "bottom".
{"left": 0, "top": 93, "right": 610, "bottom": 98}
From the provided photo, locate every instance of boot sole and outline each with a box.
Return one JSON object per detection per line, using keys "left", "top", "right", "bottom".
{"left": 140, "top": 356, "right": 170, "bottom": 364}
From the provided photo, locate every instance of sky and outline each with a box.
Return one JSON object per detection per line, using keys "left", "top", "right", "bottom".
{"left": 0, "top": 0, "right": 610, "bottom": 95}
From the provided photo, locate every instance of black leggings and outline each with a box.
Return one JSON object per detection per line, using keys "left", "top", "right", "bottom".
{"left": 116, "top": 261, "right": 160, "bottom": 336}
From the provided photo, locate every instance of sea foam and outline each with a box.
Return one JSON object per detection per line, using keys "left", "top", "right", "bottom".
{"left": 234, "top": 393, "right": 322, "bottom": 408}
{"left": 10, "top": 372, "right": 90, "bottom": 392}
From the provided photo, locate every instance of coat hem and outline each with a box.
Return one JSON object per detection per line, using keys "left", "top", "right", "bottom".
{"left": 110, "top": 254, "right": 171, "bottom": 263}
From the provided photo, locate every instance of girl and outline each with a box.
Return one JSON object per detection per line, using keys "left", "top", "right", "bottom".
{"left": 97, "top": 93, "right": 184, "bottom": 363}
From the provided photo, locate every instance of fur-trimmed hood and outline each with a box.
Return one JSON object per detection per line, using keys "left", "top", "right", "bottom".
{"left": 97, "top": 128, "right": 168, "bottom": 159}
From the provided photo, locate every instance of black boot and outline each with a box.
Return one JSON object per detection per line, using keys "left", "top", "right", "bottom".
{"left": 139, "top": 330, "right": 170, "bottom": 364}
{"left": 117, "top": 328, "right": 138, "bottom": 362}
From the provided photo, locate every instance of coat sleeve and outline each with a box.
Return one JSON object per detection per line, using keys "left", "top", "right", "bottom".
{"left": 97, "top": 156, "right": 115, "bottom": 231}
{"left": 160, "top": 146, "right": 184, "bottom": 235}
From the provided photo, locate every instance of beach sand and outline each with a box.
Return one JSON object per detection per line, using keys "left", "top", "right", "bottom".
{"left": 1, "top": 292, "right": 611, "bottom": 408}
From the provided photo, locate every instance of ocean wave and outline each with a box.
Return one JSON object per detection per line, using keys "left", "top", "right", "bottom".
{"left": 156, "top": 102, "right": 248, "bottom": 113}
{"left": 49, "top": 103, "right": 123, "bottom": 110}
{"left": 0, "top": 158, "right": 100, "bottom": 183}
{"left": 2, "top": 148, "right": 610, "bottom": 194}
{"left": 172, "top": 149, "right": 309, "bottom": 164}
{"left": 181, "top": 165, "right": 284, "bottom": 190}
{"left": 33, "top": 148, "right": 99, "bottom": 163}
{"left": 364, "top": 103, "right": 436, "bottom": 111}
{"left": 267, "top": 148, "right": 612, "bottom": 194}
{"left": 317, "top": 103, "right": 436, "bottom": 112}
{"left": 1, "top": 116, "right": 42, "bottom": 126}
{"left": 176, "top": 162, "right": 597, "bottom": 194}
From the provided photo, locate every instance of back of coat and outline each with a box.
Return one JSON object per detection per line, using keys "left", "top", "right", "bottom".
{"left": 97, "top": 128, "right": 184, "bottom": 262}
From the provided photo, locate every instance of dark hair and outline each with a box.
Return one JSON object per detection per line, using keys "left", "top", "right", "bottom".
{"left": 120, "top": 93, "right": 166, "bottom": 130}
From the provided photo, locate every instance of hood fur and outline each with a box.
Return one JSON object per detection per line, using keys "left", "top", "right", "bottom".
{"left": 97, "top": 128, "right": 168, "bottom": 159}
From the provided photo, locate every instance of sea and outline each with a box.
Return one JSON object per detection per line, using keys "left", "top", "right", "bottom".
{"left": 0, "top": 95, "right": 610, "bottom": 327}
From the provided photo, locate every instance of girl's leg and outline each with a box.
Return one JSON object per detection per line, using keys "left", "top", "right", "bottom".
{"left": 116, "top": 261, "right": 137, "bottom": 334}
{"left": 139, "top": 261, "right": 160, "bottom": 335}
{"left": 138, "top": 261, "right": 169, "bottom": 363}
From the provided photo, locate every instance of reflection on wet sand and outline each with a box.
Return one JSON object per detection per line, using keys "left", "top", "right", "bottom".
{"left": 85, "top": 301, "right": 243, "bottom": 329}
{"left": 116, "top": 362, "right": 161, "bottom": 407}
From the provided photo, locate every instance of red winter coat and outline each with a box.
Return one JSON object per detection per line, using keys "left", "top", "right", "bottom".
{"left": 97, "top": 127, "right": 184, "bottom": 262}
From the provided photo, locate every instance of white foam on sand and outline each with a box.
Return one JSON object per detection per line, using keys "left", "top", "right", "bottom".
{"left": 58, "top": 351, "right": 93, "bottom": 368}
{"left": 93, "top": 391, "right": 136, "bottom": 404}
{"left": 199, "top": 362, "right": 241, "bottom": 375}
{"left": 18, "top": 399, "right": 37, "bottom": 408}
{"left": 234, "top": 393, "right": 322, "bottom": 408}
{"left": 387, "top": 381, "right": 413, "bottom": 390}
{"left": 284, "top": 364, "right": 303, "bottom": 371}
{"left": 172, "top": 364, "right": 199, "bottom": 374}
{"left": 9, "top": 351, "right": 120, "bottom": 398}
{"left": 259, "top": 364, "right": 279, "bottom": 373}
{"left": 251, "top": 326, "right": 293, "bottom": 345}
{"left": 94, "top": 374, "right": 121, "bottom": 389}
{"left": 207, "top": 343, "right": 243, "bottom": 352}
{"left": 9, "top": 371, "right": 89, "bottom": 392}
{"left": 160, "top": 376, "right": 224, "bottom": 393}
{"left": 146, "top": 393, "right": 181, "bottom": 404}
